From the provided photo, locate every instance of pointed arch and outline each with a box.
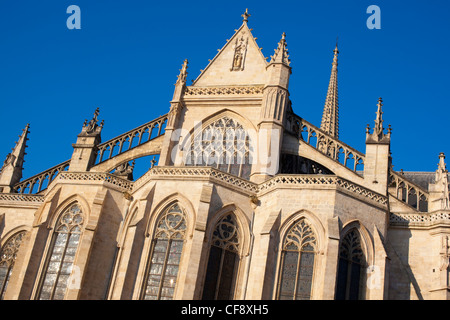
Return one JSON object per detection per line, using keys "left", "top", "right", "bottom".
{"left": 144, "top": 193, "right": 196, "bottom": 238}
{"left": 335, "top": 220, "right": 373, "bottom": 300}
{"left": 182, "top": 110, "right": 256, "bottom": 180}
{"left": 275, "top": 210, "right": 325, "bottom": 300}
{"left": 46, "top": 194, "right": 91, "bottom": 231}
{"left": 141, "top": 202, "right": 188, "bottom": 300}
{"left": 36, "top": 202, "right": 85, "bottom": 300}
{"left": 135, "top": 193, "right": 195, "bottom": 300}
{"left": 0, "top": 227, "right": 29, "bottom": 299}
{"left": 201, "top": 204, "right": 251, "bottom": 300}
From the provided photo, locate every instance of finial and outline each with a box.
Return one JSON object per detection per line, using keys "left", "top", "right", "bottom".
{"left": 83, "top": 107, "right": 103, "bottom": 135}
{"left": 242, "top": 8, "right": 250, "bottom": 23}
{"left": 150, "top": 156, "right": 157, "bottom": 168}
{"left": 332, "top": 40, "right": 339, "bottom": 66}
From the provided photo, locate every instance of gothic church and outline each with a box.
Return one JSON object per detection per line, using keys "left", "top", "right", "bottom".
{"left": 1, "top": 10, "right": 449, "bottom": 300}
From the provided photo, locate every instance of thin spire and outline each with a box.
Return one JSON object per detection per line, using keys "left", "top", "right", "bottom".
{"left": 176, "top": 59, "right": 188, "bottom": 85}
{"left": 320, "top": 43, "right": 339, "bottom": 138}
{"left": 0, "top": 124, "right": 30, "bottom": 190}
{"left": 269, "top": 32, "right": 290, "bottom": 66}
{"left": 366, "top": 97, "right": 391, "bottom": 144}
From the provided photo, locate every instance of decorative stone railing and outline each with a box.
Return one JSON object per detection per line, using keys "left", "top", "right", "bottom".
{"left": 389, "top": 170, "right": 429, "bottom": 212}
{"left": 0, "top": 193, "right": 44, "bottom": 203}
{"left": 12, "top": 160, "right": 71, "bottom": 194}
{"left": 286, "top": 113, "right": 365, "bottom": 173}
{"left": 54, "top": 172, "right": 134, "bottom": 191}
{"left": 390, "top": 211, "right": 450, "bottom": 227}
{"left": 95, "top": 114, "right": 167, "bottom": 165}
{"left": 259, "top": 174, "right": 387, "bottom": 206}
{"left": 134, "top": 166, "right": 387, "bottom": 206}
{"left": 184, "top": 85, "right": 264, "bottom": 97}
{"left": 133, "top": 166, "right": 259, "bottom": 193}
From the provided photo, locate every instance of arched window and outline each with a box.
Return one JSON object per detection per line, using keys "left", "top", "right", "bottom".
{"left": 0, "top": 231, "right": 26, "bottom": 299}
{"left": 185, "top": 117, "right": 253, "bottom": 179}
{"left": 335, "top": 228, "right": 366, "bottom": 300}
{"left": 276, "top": 218, "right": 317, "bottom": 300}
{"left": 142, "top": 203, "right": 187, "bottom": 300}
{"left": 38, "top": 203, "right": 84, "bottom": 300}
{"left": 202, "top": 214, "right": 240, "bottom": 300}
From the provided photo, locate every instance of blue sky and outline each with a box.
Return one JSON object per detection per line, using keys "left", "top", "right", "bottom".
{"left": 0, "top": 0, "right": 449, "bottom": 180}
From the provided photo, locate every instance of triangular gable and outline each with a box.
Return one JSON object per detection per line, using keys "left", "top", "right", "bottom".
{"left": 192, "top": 22, "right": 268, "bottom": 87}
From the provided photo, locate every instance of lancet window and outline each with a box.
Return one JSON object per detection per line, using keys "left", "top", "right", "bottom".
{"left": 202, "top": 214, "right": 240, "bottom": 300}
{"left": 335, "top": 229, "right": 366, "bottom": 300}
{"left": 38, "top": 203, "right": 84, "bottom": 300}
{"left": 276, "top": 218, "right": 317, "bottom": 300}
{"left": 142, "top": 203, "right": 187, "bottom": 300}
{"left": 0, "top": 231, "right": 26, "bottom": 299}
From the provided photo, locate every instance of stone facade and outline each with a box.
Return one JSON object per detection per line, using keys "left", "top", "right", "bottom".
{"left": 0, "top": 11, "right": 449, "bottom": 300}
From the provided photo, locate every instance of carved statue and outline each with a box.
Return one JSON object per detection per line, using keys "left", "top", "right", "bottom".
{"left": 231, "top": 36, "right": 247, "bottom": 71}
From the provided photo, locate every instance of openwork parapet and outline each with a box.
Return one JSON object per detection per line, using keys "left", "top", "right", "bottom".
{"left": 389, "top": 170, "right": 429, "bottom": 212}
{"left": 390, "top": 211, "right": 450, "bottom": 227}
{"left": 184, "top": 86, "right": 264, "bottom": 96}
{"left": 55, "top": 172, "right": 134, "bottom": 191}
{"left": 286, "top": 113, "right": 365, "bottom": 173}
{"left": 95, "top": 115, "right": 167, "bottom": 164}
{"left": 13, "top": 160, "right": 71, "bottom": 194}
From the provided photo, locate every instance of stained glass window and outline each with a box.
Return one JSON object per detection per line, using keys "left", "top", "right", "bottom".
{"left": 0, "top": 231, "right": 26, "bottom": 299}
{"left": 335, "top": 229, "right": 366, "bottom": 300}
{"left": 277, "top": 218, "right": 317, "bottom": 300}
{"left": 142, "top": 203, "right": 187, "bottom": 300}
{"left": 202, "top": 214, "right": 240, "bottom": 300}
{"left": 38, "top": 203, "right": 84, "bottom": 300}
{"left": 185, "top": 117, "right": 253, "bottom": 180}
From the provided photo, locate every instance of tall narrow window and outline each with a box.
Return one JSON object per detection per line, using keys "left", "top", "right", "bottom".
{"left": 202, "top": 214, "right": 240, "bottom": 300}
{"left": 335, "top": 229, "right": 366, "bottom": 300}
{"left": 0, "top": 231, "right": 26, "bottom": 299}
{"left": 276, "top": 218, "right": 317, "bottom": 300}
{"left": 185, "top": 117, "right": 253, "bottom": 179}
{"left": 142, "top": 203, "right": 187, "bottom": 300}
{"left": 38, "top": 203, "right": 84, "bottom": 300}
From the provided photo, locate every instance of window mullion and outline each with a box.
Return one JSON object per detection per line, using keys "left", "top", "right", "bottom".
{"left": 345, "top": 260, "right": 352, "bottom": 300}
{"left": 293, "top": 250, "right": 302, "bottom": 300}
{"left": 214, "top": 247, "right": 226, "bottom": 300}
